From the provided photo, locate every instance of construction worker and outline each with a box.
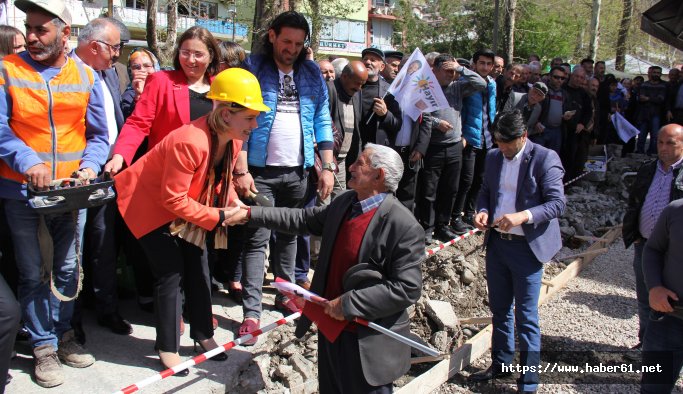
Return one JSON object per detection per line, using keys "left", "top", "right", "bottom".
{"left": 0, "top": 0, "right": 109, "bottom": 388}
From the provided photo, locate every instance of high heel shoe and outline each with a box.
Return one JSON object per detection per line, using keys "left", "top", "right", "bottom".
{"left": 194, "top": 339, "right": 228, "bottom": 361}
{"left": 158, "top": 351, "right": 190, "bottom": 376}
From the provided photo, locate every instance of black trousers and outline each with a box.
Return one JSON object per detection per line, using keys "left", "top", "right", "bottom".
{"left": 418, "top": 142, "right": 463, "bottom": 231}
{"left": 452, "top": 143, "right": 487, "bottom": 221}
{"left": 73, "top": 201, "right": 119, "bottom": 326}
{"left": 138, "top": 225, "right": 213, "bottom": 352}
{"left": 393, "top": 146, "right": 419, "bottom": 213}
{"left": 0, "top": 274, "right": 20, "bottom": 394}
{"left": 561, "top": 129, "right": 591, "bottom": 182}
{"left": 318, "top": 331, "right": 393, "bottom": 394}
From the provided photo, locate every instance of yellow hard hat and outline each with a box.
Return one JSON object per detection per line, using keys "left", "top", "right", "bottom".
{"left": 207, "top": 68, "right": 271, "bottom": 112}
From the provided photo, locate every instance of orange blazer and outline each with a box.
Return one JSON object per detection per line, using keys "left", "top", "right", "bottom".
{"left": 116, "top": 117, "right": 242, "bottom": 239}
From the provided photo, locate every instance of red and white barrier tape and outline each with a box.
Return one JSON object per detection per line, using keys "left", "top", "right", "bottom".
{"left": 425, "top": 229, "right": 480, "bottom": 256}
{"left": 113, "top": 311, "right": 302, "bottom": 394}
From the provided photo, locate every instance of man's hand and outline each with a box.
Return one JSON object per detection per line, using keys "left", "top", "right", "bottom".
{"left": 233, "top": 172, "right": 257, "bottom": 198}
{"left": 317, "top": 170, "right": 334, "bottom": 201}
{"left": 324, "top": 297, "right": 345, "bottom": 321}
{"left": 562, "top": 110, "right": 576, "bottom": 121}
{"left": 409, "top": 151, "right": 423, "bottom": 163}
{"left": 534, "top": 123, "right": 545, "bottom": 134}
{"left": 25, "top": 163, "right": 52, "bottom": 190}
{"left": 493, "top": 211, "right": 529, "bottom": 232}
{"left": 473, "top": 211, "right": 489, "bottom": 231}
{"left": 104, "top": 154, "right": 125, "bottom": 176}
{"left": 75, "top": 168, "right": 97, "bottom": 184}
{"left": 649, "top": 286, "right": 679, "bottom": 313}
{"left": 372, "top": 98, "right": 388, "bottom": 117}
{"left": 437, "top": 120, "right": 453, "bottom": 133}
{"left": 667, "top": 111, "right": 674, "bottom": 122}
{"left": 575, "top": 123, "right": 585, "bottom": 134}
{"left": 462, "top": 138, "right": 467, "bottom": 148}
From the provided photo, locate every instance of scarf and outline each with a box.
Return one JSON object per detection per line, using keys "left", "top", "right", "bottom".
{"left": 169, "top": 133, "right": 232, "bottom": 250}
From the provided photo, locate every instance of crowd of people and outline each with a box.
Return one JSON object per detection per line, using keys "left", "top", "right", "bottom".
{"left": 0, "top": 1, "right": 683, "bottom": 393}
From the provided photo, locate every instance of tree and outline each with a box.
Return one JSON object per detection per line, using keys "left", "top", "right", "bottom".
{"left": 146, "top": 0, "right": 178, "bottom": 66}
{"left": 588, "top": 0, "right": 601, "bottom": 59}
{"left": 614, "top": 0, "right": 633, "bottom": 71}
{"left": 503, "top": 0, "right": 517, "bottom": 63}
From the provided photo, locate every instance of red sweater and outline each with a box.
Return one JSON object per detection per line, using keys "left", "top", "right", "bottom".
{"left": 324, "top": 208, "right": 378, "bottom": 300}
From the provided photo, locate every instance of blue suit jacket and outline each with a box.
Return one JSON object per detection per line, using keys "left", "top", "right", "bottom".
{"left": 477, "top": 141, "right": 566, "bottom": 262}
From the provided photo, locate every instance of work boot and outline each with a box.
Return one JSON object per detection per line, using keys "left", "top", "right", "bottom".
{"left": 33, "top": 344, "right": 64, "bottom": 388}
{"left": 57, "top": 330, "right": 95, "bottom": 368}
{"left": 451, "top": 217, "right": 472, "bottom": 235}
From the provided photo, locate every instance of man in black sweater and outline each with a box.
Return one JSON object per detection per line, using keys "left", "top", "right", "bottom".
{"left": 560, "top": 66, "right": 593, "bottom": 182}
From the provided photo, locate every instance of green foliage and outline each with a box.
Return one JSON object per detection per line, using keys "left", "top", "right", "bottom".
{"left": 514, "top": 1, "right": 580, "bottom": 64}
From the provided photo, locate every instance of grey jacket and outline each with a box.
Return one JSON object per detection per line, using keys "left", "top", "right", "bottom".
{"left": 249, "top": 192, "right": 425, "bottom": 386}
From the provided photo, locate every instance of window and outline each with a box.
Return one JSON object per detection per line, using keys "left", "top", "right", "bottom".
{"left": 349, "top": 21, "right": 365, "bottom": 43}
{"left": 371, "top": 19, "right": 393, "bottom": 47}
{"left": 372, "top": 0, "right": 394, "bottom": 8}
{"left": 178, "top": 1, "right": 218, "bottom": 19}
{"left": 125, "top": 0, "right": 145, "bottom": 10}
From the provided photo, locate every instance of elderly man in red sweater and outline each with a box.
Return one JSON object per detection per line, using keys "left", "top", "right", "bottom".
{"left": 232, "top": 143, "right": 424, "bottom": 393}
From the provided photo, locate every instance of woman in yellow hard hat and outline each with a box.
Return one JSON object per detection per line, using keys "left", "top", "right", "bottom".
{"left": 115, "top": 68, "right": 269, "bottom": 374}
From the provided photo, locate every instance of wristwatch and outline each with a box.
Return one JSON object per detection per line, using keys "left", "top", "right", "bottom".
{"left": 322, "top": 162, "right": 337, "bottom": 172}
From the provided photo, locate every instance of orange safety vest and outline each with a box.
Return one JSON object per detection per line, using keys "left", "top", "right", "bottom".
{"left": 0, "top": 54, "right": 94, "bottom": 184}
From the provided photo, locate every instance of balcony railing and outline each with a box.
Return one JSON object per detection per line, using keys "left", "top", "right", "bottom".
{"left": 195, "top": 19, "right": 249, "bottom": 38}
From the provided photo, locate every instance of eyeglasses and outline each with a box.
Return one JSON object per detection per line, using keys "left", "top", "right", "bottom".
{"left": 131, "top": 63, "right": 155, "bottom": 71}
{"left": 551, "top": 75, "right": 567, "bottom": 81}
{"left": 94, "top": 40, "right": 122, "bottom": 53}
{"left": 179, "top": 49, "right": 209, "bottom": 60}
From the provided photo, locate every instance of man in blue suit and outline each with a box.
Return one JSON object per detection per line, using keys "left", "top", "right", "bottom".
{"left": 470, "top": 110, "right": 566, "bottom": 393}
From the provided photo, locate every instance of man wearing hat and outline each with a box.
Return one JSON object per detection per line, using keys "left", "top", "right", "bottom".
{"left": 504, "top": 81, "right": 549, "bottom": 140}
{"left": 346, "top": 48, "right": 402, "bottom": 172}
{"left": 0, "top": 0, "right": 109, "bottom": 387}
{"left": 381, "top": 50, "right": 403, "bottom": 84}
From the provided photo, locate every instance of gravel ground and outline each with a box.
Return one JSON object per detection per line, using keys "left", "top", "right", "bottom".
{"left": 436, "top": 238, "right": 683, "bottom": 393}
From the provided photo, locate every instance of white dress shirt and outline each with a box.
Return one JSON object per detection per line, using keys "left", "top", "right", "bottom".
{"left": 493, "top": 142, "right": 533, "bottom": 236}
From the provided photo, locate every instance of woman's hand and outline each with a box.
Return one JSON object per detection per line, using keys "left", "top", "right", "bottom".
{"left": 104, "top": 154, "right": 125, "bottom": 176}
{"left": 222, "top": 200, "right": 250, "bottom": 226}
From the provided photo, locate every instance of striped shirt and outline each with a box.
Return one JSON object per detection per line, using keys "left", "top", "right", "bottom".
{"left": 639, "top": 157, "right": 683, "bottom": 239}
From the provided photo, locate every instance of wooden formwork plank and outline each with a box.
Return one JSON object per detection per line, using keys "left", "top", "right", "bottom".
{"left": 396, "top": 227, "right": 621, "bottom": 394}
{"left": 459, "top": 317, "right": 492, "bottom": 325}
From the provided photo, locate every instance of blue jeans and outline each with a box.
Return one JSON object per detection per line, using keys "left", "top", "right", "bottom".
{"left": 633, "top": 241, "right": 650, "bottom": 342}
{"left": 637, "top": 116, "right": 660, "bottom": 155}
{"left": 4, "top": 199, "right": 85, "bottom": 349}
{"left": 240, "top": 166, "right": 308, "bottom": 319}
{"left": 295, "top": 178, "right": 318, "bottom": 284}
{"left": 641, "top": 313, "right": 683, "bottom": 393}
{"left": 486, "top": 233, "right": 543, "bottom": 392}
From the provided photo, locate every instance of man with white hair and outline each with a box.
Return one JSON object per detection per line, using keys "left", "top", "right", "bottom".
{"left": 233, "top": 143, "right": 424, "bottom": 393}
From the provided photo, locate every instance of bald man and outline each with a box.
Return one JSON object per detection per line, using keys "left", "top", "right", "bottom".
{"left": 623, "top": 124, "right": 683, "bottom": 359}
{"left": 326, "top": 61, "right": 368, "bottom": 194}
{"left": 318, "top": 59, "right": 335, "bottom": 81}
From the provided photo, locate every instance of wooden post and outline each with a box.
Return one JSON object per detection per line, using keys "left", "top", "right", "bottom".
{"left": 557, "top": 248, "right": 609, "bottom": 261}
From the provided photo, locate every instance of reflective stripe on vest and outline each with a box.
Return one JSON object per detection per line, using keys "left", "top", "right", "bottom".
{"left": 0, "top": 54, "right": 93, "bottom": 183}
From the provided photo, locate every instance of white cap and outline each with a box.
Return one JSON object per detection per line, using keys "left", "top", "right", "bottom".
{"left": 15, "top": 0, "right": 72, "bottom": 26}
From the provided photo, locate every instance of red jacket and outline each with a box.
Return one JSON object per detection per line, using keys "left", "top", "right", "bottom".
{"left": 114, "top": 70, "right": 196, "bottom": 165}
{"left": 115, "top": 117, "right": 242, "bottom": 239}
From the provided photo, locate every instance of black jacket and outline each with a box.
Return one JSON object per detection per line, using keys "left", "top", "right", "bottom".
{"left": 250, "top": 192, "right": 424, "bottom": 386}
{"left": 622, "top": 159, "right": 683, "bottom": 248}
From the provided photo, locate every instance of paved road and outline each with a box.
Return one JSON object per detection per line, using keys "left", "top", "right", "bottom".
{"left": 6, "top": 284, "right": 289, "bottom": 394}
